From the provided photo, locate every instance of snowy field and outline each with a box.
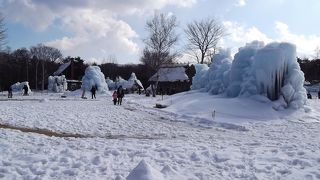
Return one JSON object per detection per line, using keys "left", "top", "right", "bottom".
{"left": 0, "top": 91, "right": 319, "bottom": 179}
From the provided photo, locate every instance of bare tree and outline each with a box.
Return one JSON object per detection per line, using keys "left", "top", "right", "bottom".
{"left": 185, "top": 18, "right": 226, "bottom": 64}
{"left": 30, "top": 44, "right": 63, "bottom": 90}
{"left": 140, "top": 12, "right": 179, "bottom": 96}
{"left": 0, "top": 14, "right": 7, "bottom": 50}
{"left": 141, "top": 12, "right": 179, "bottom": 71}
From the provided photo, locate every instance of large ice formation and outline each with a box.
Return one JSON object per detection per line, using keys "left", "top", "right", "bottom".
{"left": 11, "top": 81, "right": 31, "bottom": 94}
{"left": 48, "top": 75, "right": 67, "bottom": 92}
{"left": 106, "top": 73, "right": 144, "bottom": 90}
{"left": 192, "top": 41, "right": 307, "bottom": 109}
{"left": 81, "top": 66, "right": 109, "bottom": 94}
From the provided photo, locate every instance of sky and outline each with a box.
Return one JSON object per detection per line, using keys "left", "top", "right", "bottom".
{"left": 1, "top": 0, "right": 320, "bottom": 64}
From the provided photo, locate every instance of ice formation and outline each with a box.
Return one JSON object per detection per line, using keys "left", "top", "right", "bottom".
{"left": 106, "top": 73, "right": 144, "bottom": 90}
{"left": 11, "top": 81, "right": 31, "bottom": 94}
{"left": 48, "top": 75, "right": 67, "bottom": 92}
{"left": 192, "top": 41, "right": 307, "bottom": 109}
{"left": 81, "top": 66, "right": 109, "bottom": 94}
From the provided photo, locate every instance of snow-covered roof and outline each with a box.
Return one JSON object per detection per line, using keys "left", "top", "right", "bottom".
{"left": 149, "top": 67, "right": 189, "bottom": 82}
{"left": 53, "top": 61, "right": 71, "bottom": 76}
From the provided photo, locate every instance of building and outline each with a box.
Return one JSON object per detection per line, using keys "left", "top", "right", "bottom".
{"left": 148, "top": 64, "right": 196, "bottom": 95}
{"left": 53, "top": 57, "right": 86, "bottom": 91}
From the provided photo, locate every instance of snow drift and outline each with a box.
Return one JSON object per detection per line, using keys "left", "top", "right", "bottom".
{"left": 81, "top": 66, "right": 109, "bottom": 94}
{"left": 192, "top": 41, "right": 306, "bottom": 109}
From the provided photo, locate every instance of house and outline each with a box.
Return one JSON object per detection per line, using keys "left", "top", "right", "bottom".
{"left": 148, "top": 64, "right": 196, "bottom": 95}
{"left": 53, "top": 57, "right": 86, "bottom": 91}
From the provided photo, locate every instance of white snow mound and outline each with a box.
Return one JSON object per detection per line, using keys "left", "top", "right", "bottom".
{"left": 126, "top": 160, "right": 164, "bottom": 180}
{"left": 81, "top": 66, "right": 110, "bottom": 94}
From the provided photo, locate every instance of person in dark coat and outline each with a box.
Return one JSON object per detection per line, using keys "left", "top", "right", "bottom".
{"left": 117, "top": 86, "right": 124, "bottom": 105}
{"left": 307, "top": 91, "right": 312, "bottom": 99}
{"left": 112, "top": 91, "right": 117, "bottom": 105}
{"left": 91, "top": 85, "right": 97, "bottom": 99}
{"left": 8, "top": 86, "right": 13, "bottom": 98}
{"left": 23, "top": 85, "right": 28, "bottom": 96}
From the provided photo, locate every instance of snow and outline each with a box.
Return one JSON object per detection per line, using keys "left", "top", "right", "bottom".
{"left": 81, "top": 66, "right": 109, "bottom": 94}
{"left": 149, "top": 67, "right": 189, "bottom": 82}
{"left": 48, "top": 75, "right": 67, "bottom": 92}
{"left": 0, "top": 89, "right": 319, "bottom": 179}
{"left": 192, "top": 41, "right": 307, "bottom": 109}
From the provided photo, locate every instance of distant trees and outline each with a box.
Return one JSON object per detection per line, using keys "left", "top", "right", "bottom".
{"left": 185, "top": 18, "right": 226, "bottom": 64}
{"left": 0, "top": 14, "right": 7, "bottom": 50}
{"left": 140, "top": 12, "right": 179, "bottom": 71}
{"left": 30, "top": 44, "right": 63, "bottom": 90}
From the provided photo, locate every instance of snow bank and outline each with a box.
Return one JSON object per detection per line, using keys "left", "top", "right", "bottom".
{"left": 127, "top": 160, "right": 164, "bottom": 180}
{"left": 192, "top": 41, "right": 307, "bottom": 109}
{"left": 11, "top": 81, "right": 31, "bottom": 94}
{"left": 48, "top": 75, "right": 67, "bottom": 92}
{"left": 81, "top": 66, "right": 109, "bottom": 94}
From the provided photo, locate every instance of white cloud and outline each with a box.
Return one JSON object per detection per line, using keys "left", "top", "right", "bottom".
{"left": 235, "top": 0, "right": 246, "bottom": 6}
{"left": 2, "top": 0, "right": 197, "bottom": 63}
{"left": 46, "top": 9, "right": 139, "bottom": 64}
{"left": 221, "top": 21, "right": 320, "bottom": 58}
{"left": 275, "top": 21, "right": 320, "bottom": 57}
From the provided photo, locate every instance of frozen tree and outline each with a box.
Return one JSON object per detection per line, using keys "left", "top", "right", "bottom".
{"left": 185, "top": 18, "right": 226, "bottom": 64}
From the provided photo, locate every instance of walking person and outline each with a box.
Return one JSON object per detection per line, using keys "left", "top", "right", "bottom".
{"left": 23, "top": 85, "right": 28, "bottom": 96}
{"left": 91, "top": 85, "right": 97, "bottom": 99}
{"left": 8, "top": 86, "right": 13, "bottom": 98}
{"left": 112, "top": 91, "right": 117, "bottom": 105}
{"left": 117, "top": 86, "right": 124, "bottom": 105}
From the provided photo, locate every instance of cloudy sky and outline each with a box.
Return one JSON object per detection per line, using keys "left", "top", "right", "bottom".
{"left": 2, "top": 0, "right": 320, "bottom": 64}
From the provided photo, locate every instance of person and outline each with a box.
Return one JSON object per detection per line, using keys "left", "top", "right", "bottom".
{"left": 23, "top": 85, "right": 28, "bottom": 96}
{"left": 91, "top": 85, "right": 96, "bottom": 99}
{"left": 117, "top": 86, "right": 124, "bottom": 105}
{"left": 112, "top": 91, "right": 117, "bottom": 105}
{"left": 318, "top": 91, "right": 320, "bottom": 99}
{"left": 307, "top": 91, "right": 312, "bottom": 99}
{"left": 8, "top": 86, "right": 13, "bottom": 98}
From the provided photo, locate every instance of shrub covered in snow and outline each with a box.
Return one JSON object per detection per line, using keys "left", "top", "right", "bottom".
{"left": 48, "top": 75, "right": 67, "bottom": 92}
{"left": 192, "top": 41, "right": 307, "bottom": 109}
{"left": 81, "top": 66, "right": 109, "bottom": 94}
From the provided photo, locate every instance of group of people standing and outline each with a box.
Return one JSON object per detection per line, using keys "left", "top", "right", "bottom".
{"left": 112, "top": 86, "right": 125, "bottom": 105}
{"left": 90, "top": 84, "right": 125, "bottom": 105}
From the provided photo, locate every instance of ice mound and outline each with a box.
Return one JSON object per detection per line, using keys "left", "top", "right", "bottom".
{"left": 81, "top": 66, "right": 109, "bottom": 94}
{"left": 192, "top": 41, "right": 307, "bottom": 109}
{"left": 11, "top": 81, "right": 31, "bottom": 94}
{"left": 48, "top": 75, "right": 67, "bottom": 92}
{"left": 126, "top": 160, "right": 164, "bottom": 180}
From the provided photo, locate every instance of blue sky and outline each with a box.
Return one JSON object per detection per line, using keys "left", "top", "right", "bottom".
{"left": 1, "top": 0, "right": 320, "bottom": 64}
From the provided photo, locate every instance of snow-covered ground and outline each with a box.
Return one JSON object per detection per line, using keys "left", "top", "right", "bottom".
{"left": 0, "top": 91, "right": 319, "bottom": 179}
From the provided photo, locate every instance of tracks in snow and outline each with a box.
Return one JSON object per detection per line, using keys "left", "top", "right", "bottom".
{"left": 0, "top": 123, "right": 165, "bottom": 140}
